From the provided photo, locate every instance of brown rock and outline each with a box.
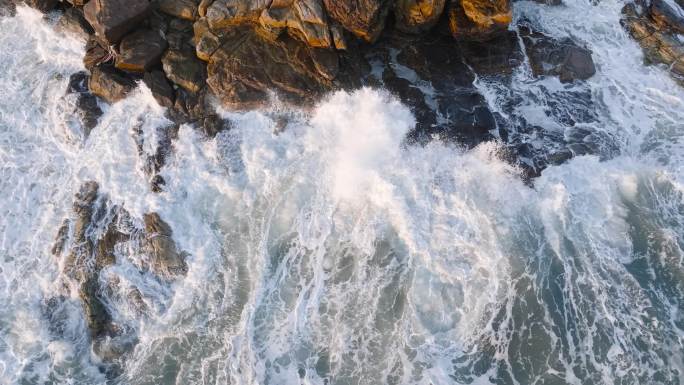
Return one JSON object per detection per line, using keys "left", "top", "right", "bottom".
{"left": 57, "top": 7, "right": 94, "bottom": 38}
{"left": 83, "top": 0, "right": 152, "bottom": 44}
{"left": 89, "top": 66, "right": 136, "bottom": 103}
{"left": 116, "top": 29, "right": 168, "bottom": 72}
{"left": 162, "top": 49, "right": 207, "bottom": 93}
{"left": 83, "top": 36, "right": 111, "bottom": 70}
{"left": 448, "top": 0, "right": 512, "bottom": 40}
{"left": 394, "top": 0, "right": 446, "bottom": 33}
{"left": 322, "top": 0, "right": 390, "bottom": 42}
{"left": 159, "top": 0, "right": 199, "bottom": 20}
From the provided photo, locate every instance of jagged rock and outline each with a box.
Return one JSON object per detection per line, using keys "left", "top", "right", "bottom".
{"left": 260, "top": 0, "right": 333, "bottom": 48}
{"left": 520, "top": 25, "right": 596, "bottom": 83}
{"left": 57, "top": 7, "right": 95, "bottom": 38}
{"left": 159, "top": 0, "right": 199, "bottom": 20}
{"left": 67, "top": 72, "right": 103, "bottom": 135}
{"left": 622, "top": 2, "right": 684, "bottom": 82}
{"left": 66, "top": 0, "right": 86, "bottom": 5}
{"left": 206, "top": 27, "right": 332, "bottom": 107}
{"left": 162, "top": 49, "right": 207, "bottom": 93}
{"left": 115, "top": 29, "right": 168, "bottom": 72}
{"left": 143, "top": 213, "right": 188, "bottom": 278}
{"left": 322, "top": 0, "right": 390, "bottom": 42}
{"left": 651, "top": 0, "right": 684, "bottom": 33}
{"left": 89, "top": 66, "right": 136, "bottom": 103}
{"left": 83, "top": 0, "right": 152, "bottom": 44}
{"left": 394, "top": 0, "right": 446, "bottom": 33}
{"left": 143, "top": 70, "right": 175, "bottom": 108}
{"left": 448, "top": 0, "right": 512, "bottom": 40}
{"left": 198, "top": 0, "right": 213, "bottom": 17}
{"left": 24, "top": 0, "right": 58, "bottom": 13}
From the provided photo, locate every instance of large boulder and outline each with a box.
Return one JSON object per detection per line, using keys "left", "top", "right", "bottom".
{"left": 322, "top": 0, "right": 391, "bottom": 42}
{"left": 89, "top": 66, "right": 136, "bottom": 103}
{"left": 448, "top": 0, "right": 512, "bottom": 40}
{"left": 115, "top": 29, "right": 168, "bottom": 72}
{"left": 393, "top": 0, "right": 446, "bottom": 33}
{"left": 259, "top": 0, "right": 333, "bottom": 48}
{"left": 520, "top": 25, "right": 596, "bottom": 83}
{"left": 162, "top": 49, "right": 207, "bottom": 93}
{"left": 83, "top": 0, "right": 152, "bottom": 44}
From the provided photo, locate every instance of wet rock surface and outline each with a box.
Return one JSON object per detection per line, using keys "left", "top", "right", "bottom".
{"left": 519, "top": 24, "right": 596, "bottom": 83}
{"left": 88, "top": 65, "right": 136, "bottom": 103}
{"left": 84, "top": 0, "right": 152, "bottom": 44}
{"left": 622, "top": 0, "right": 684, "bottom": 83}
{"left": 50, "top": 181, "right": 189, "bottom": 368}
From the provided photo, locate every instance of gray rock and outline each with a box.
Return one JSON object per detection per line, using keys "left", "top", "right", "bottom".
{"left": 143, "top": 70, "right": 175, "bottom": 108}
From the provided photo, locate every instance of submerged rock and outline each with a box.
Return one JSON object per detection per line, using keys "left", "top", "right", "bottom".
{"left": 0, "top": 0, "right": 16, "bottom": 17}
{"left": 143, "top": 213, "right": 188, "bottom": 278}
{"left": 520, "top": 25, "right": 596, "bottom": 83}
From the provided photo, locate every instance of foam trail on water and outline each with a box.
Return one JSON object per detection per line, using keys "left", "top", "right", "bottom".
{"left": 0, "top": 2, "right": 684, "bottom": 385}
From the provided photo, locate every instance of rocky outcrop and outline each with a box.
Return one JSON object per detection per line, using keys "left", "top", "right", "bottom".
{"left": 323, "top": 0, "right": 390, "bottom": 42}
{"left": 622, "top": 0, "right": 684, "bottom": 83}
{"left": 448, "top": 0, "right": 512, "bottom": 40}
{"left": 143, "top": 70, "right": 175, "bottom": 108}
{"left": 519, "top": 25, "right": 596, "bottom": 83}
{"left": 51, "top": 181, "right": 189, "bottom": 365}
{"left": 84, "top": 0, "right": 152, "bottom": 44}
{"left": 115, "top": 29, "right": 168, "bottom": 72}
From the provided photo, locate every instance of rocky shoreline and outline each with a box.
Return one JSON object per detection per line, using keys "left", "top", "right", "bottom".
{"left": 2, "top": 0, "right": 684, "bottom": 378}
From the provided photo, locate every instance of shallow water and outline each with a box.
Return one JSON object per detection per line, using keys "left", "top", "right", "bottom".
{"left": 1, "top": 1, "right": 683, "bottom": 384}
